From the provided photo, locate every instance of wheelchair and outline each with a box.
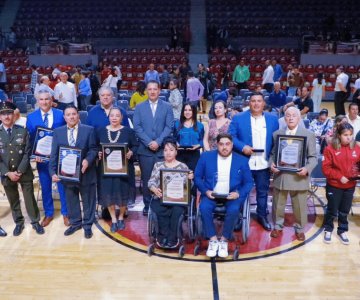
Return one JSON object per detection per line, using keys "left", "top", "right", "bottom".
{"left": 147, "top": 195, "right": 196, "bottom": 257}
{"left": 194, "top": 195, "right": 251, "bottom": 260}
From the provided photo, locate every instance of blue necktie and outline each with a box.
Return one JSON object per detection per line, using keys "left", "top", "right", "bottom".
{"left": 69, "top": 128, "right": 75, "bottom": 146}
{"left": 43, "top": 113, "right": 49, "bottom": 128}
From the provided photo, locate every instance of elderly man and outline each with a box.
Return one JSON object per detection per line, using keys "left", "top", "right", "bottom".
{"left": 283, "top": 86, "right": 314, "bottom": 116}
{"left": 262, "top": 60, "right": 274, "bottom": 93}
{"left": 229, "top": 92, "right": 279, "bottom": 231}
{"left": 268, "top": 81, "right": 287, "bottom": 111}
{"left": 269, "top": 107, "right": 317, "bottom": 241}
{"left": 34, "top": 76, "right": 55, "bottom": 98}
{"left": 334, "top": 67, "right": 349, "bottom": 116}
{"left": 346, "top": 103, "right": 360, "bottom": 137}
{"left": 195, "top": 133, "right": 253, "bottom": 258}
{"left": 133, "top": 80, "right": 174, "bottom": 215}
{"left": 54, "top": 72, "right": 77, "bottom": 110}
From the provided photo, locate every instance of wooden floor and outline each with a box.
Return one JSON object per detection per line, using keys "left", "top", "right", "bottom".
{"left": 0, "top": 186, "right": 359, "bottom": 300}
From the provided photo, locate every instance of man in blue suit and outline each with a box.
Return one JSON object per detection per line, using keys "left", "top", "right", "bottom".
{"left": 195, "top": 133, "right": 253, "bottom": 258}
{"left": 49, "top": 105, "right": 98, "bottom": 238}
{"left": 133, "top": 80, "right": 174, "bottom": 215}
{"left": 229, "top": 92, "right": 279, "bottom": 231}
{"left": 26, "top": 90, "right": 68, "bottom": 227}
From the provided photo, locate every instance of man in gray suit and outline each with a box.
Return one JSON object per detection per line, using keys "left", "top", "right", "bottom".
{"left": 269, "top": 107, "right": 317, "bottom": 241}
{"left": 134, "top": 80, "right": 174, "bottom": 215}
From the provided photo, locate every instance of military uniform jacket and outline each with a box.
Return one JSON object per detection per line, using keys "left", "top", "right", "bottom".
{"left": 0, "top": 125, "right": 34, "bottom": 183}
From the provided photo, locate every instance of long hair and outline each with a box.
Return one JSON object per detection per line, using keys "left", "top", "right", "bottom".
{"left": 179, "top": 102, "right": 198, "bottom": 131}
{"left": 331, "top": 122, "right": 354, "bottom": 150}
{"left": 136, "top": 81, "right": 146, "bottom": 96}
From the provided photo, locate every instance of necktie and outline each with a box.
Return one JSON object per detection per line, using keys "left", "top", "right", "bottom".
{"left": 7, "top": 128, "right": 11, "bottom": 138}
{"left": 43, "top": 112, "right": 49, "bottom": 128}
{"left": 69, "top": 128, "right": 75, "bottom": 146}
{"left": 151, "top": 102, "right": 156, "bottom": 117}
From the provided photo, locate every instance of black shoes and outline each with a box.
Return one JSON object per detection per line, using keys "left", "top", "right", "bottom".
{"left": 84, "top": 229, "right": 93, "bottom": 239}
{"left": 64, "top": 225, "right": 82, "bottom": 236}
{"left": 0, "top": 226, "right": 7, "bottom": 237}
{"left": 32, "top": 222, "right": 45, "bottom": 235}
{"left": 143, "top": 207, "right": 149, "bottom": 216}
{"left": 257, "top": 216, "right": 271, "bottom": 231}
{"left": 13, "top": 224, "right": 25, "bottom": 236}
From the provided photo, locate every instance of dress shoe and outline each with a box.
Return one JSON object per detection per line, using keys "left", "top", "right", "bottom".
{"left": 295, "top": 232, "right": 305, "bottom": 241}
{"left": 13, "top": 224, "right": 25, "bottom": 236}
{"left": 270, "top": 229, "right": 282, "bottom": 238}
{"left": 41, "top": 216, "right": 53, "bottom": 227}
{"left": 64, "top": 225, "right": 82, "bottom": 236}
{"left": 84, "top": 229, "right": 93, "bottom": 239}
{"left": 142, "top": 207, "right": 149, "bottom": 216}
{"left": 63, "top": 216, "right": 70, "bottom": 227}
{"left": 0, "top": 226, "right": 7, "bottom": 237}
{"left": 117, "top": 220, "right": 125, "bottom": 230}
{"left": 257, "top": 216, "right": 271, "bottom": 231}
{"left": 32, "top": 222, "right": 45, "bottom": 235}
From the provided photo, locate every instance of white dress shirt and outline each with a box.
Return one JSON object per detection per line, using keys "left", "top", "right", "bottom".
{"left": 346, "top": 114, "right": 360, "bottom": 137}
{"left": 41, "top": 108, "right": 54, "bottom": 128}
{"left": 285, "top": 125, "right": 298, "bottom": 135}
{"left": 214, "top": 153, "right": 232, "bottom": 194}
{"left": 249, "top": 115, "right": 268, "bottom": 170}
{"left": 335, "top": 73, "right": 349, "bottom": 92}
{"left": 262, "top": 65, "right": 274, "bottom": 85}
{"left": 54, "top": 81, "right": 78, "bottom": 107}
{"left": 149, "top": 99, "right": 158, "bottom": 116}
{"left": 354, "top": 78, "right": 360, "bottom": 91}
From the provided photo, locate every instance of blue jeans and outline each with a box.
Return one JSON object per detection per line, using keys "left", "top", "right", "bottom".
{"left": 251, "top": 168, "right": 270, "bottom": 218}
{"left": 199, "top": 196, "right": 244, "bottom": 240}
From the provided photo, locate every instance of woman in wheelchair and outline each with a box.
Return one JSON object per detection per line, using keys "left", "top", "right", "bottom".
{"left": 148, "top": 137, "right": 194, "bottom": 248}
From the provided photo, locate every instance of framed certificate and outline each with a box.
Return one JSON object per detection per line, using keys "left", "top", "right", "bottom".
{"left": 160, "top": 169, "right": 190, "bottom": 206}
{"left": 275, "top": 135, "right": 307, "bottom": 172}
{"left": 101, "top": 143, "right": 128, "bottom": 176}
{"left": 57, "top": 146, "right": 82, "bottom": 182}
{"left": 31, "top": 127, "right": 54, "bottom": 161}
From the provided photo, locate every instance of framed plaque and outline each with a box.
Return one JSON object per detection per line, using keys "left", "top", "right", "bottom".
{"left": 160, "top": 169, "right": 190, "bottom": 206}
{"left": 57, "top": 146, "right": 82, "bottom": 182}
{"left": 31, "top": 127, "right": 54, "bottom": 161}
{"left": 101, "top": 143, "right": 128, "bottom": 176}
{"left": 275, "top": 135, "right": 307, "bottom": 172}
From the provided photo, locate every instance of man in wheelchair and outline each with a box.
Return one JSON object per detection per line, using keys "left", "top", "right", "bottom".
{"left": 194, "top": 133, "right": 253, "bottom": 258}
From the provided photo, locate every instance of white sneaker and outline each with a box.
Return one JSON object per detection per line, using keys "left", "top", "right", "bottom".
{"left": 323, "top": 231, "right": 332, "bottom": 244}
{"left": 218, "top": 240, "right": 229, "bottom": 258}
{"left": 338, "top": 232, "right": 350, "bottom": 245}
{"left": 206, "top": 240, "right": 219, "bottom": 257}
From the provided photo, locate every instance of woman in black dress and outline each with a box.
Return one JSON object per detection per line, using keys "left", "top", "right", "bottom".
{"left": 97, "top": 107, "right": 138, "bottom": 232}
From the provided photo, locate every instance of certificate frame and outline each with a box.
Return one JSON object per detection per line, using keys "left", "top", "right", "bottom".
{"left": 160, "top": 169, "right": 190, "bottom": 206}
{"left": 57, "top": 146, "right": 82, "bottom": 182}
{"left": 31, "top": 126, "right": 54, "bottom": 161}
{"left": 275, "top": 135, "right": 307, "bottom": 172}
{"left": 101, "top": 143, "right": 128, "bottom": 176}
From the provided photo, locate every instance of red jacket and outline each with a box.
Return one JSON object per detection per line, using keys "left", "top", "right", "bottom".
{"left": 322, "top": 144, "right": 360, "bottom": 189}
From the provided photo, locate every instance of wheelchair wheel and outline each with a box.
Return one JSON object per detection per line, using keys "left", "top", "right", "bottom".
{"left": 188, "top": 196, "right": 196, "bottom": 241}
{"left": 195, "top": 208, "right": 203, "bottom": 239}
{"left": 194, "top": 242, "right": 201, "bottom": 256}
{"left": 233, "top": 247, "right": 239, "bottom": 261}
{"left": 178, "top": 245, "right": 185, "bottom": 257}
{"left": 147, "top": 209, "right": 158, "bottom": 240}
{"left": 147, "top": 244, "right": 155, "bottom": 257}
{"left": 242, "top": 196, "right": 250, "bottom": 243}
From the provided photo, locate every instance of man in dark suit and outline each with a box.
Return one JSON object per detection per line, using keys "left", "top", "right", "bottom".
{"left": 0, "top": 102, "right": 44, "bottom": 236}
{"left": 26, "top": 90, "right": 68, "bottom": 227}
{"left": 229, "top": 92, "right": 279, "bottom": 231}
{"left": 194, "top": 133, "right": 253, "bottom": 258}
{"left": 133, "top": 80, "right": 174, "bottom": 215}
{"left": 49, "top": 104, "right": 97, "bottom": 238}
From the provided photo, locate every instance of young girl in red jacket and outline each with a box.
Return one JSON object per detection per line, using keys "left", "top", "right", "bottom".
{"left": 322, "top": 122, "right": 360, "bottom": 245}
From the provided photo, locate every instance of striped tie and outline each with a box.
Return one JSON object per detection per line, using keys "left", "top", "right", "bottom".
{"left": 43, "top": 113, "right": 49, "bottom": 128}
{"left": 69, "top": 128, "right": 75, "bottom": 146}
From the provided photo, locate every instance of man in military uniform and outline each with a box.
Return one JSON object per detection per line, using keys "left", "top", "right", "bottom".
{"left": 0, "top": 102, "right": 44, "bottom": 236}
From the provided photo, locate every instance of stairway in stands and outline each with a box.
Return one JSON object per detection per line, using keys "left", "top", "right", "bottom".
{"left": 0, "top": 0, "right": 21, "bottom": 31}
{"left": 188, "top": 0, "right": 208, "bottom": 70}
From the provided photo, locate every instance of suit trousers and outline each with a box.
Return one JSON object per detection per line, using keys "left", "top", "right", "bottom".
{"left": 323, "top": 184, "right": 354, "bottom": 234}
{"left": 251, "top": 168, "right": 270, "bottom": 218}
{"left": 334, "top": 91, "right": 347, "bottom": 116}
{"left": 37, "top": 162, "right": 67, "bottom": 217}
{"left": 64, "top": 183, "right": 96, "bottom": 230}
{"left": 139, "top": 155, "right": 161, "bottom": 209}
{"left": 3, "top": 180, "right": 40, "bottom": 225}
{"left": 272, "top": 188, "right": 308, "bottom": 233}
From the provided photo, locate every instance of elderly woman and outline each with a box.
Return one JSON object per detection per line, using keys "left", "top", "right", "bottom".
{"left": 97, "top": 107, "right": 138, "bottom": 232}
{"left": 148, "top": 137, "right": 193, "bottom": 248}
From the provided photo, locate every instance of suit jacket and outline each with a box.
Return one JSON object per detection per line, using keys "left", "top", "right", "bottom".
{"left": 133, "top": 99, "right": 174, "bottom": 157}
{"left": 269, "top": 127, "right": 317, "bottom": 191}
{"left": 26, "top": 108, "right": 65, "bottom": 145}
{"left": 0, "top": 125, "right": 34, "bottom": 183}
{"left": 49, "top": 123, "right": 98, "bottom": 186}
{"left": 194, "top": 150, "right": 253, "bottom": 202}
{"left": 229, "top": 110, "right": 279, "bottom": 160}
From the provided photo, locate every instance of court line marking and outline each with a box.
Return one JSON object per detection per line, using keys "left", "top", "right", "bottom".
{"left": 211, "top": 258, "right": 220, "bottom": 300}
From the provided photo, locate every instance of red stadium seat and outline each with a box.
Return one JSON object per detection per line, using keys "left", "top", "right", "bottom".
{"left": 315, "top": 64, "right": 324, "bottom": 73}
{"left": 326, "top": 64, "right": 335, "bottom": 73}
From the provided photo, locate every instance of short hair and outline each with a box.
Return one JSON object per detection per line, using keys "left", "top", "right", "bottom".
{"left": 216, "top": 133, "right": 233, "bottom": 143}
{"left": 36, "top": 89, "right": 52, "bottom": 100}
{"left": 348, "top": 102, "right": 358, "bottom": 110}
{"left": 31, "top": 64, "right": 37, "bottom": 70}
{"left": 40, "top": 75, "right": 49, "bottom": 84}
{"left": 98, "top": 86, "right": 114, "bottom": 97}
{"left": 187, "top": 70, "right": 194, "bottom": 77}
{"left": 109, "top": 106, "right": 123, "bottom": 116}
{"left": 146, "top": 80, "right": 160, "bottom": 89}
{"left": 228, "top": 87, "right": 237, "bottom": 97}
{"left": 274, "top": 81, "right": 281, "bottom": 87}
{"left": 249, "top": 92, "right": 264, "bottom": 101}
{"left": 60, "top": 72, "right": 68, "bottom": 78}
{"left": 64, "top": 104, "right": 78, "bottom": 113}
{"left": 285, "top": 106, "right": 301, "bottom": 118}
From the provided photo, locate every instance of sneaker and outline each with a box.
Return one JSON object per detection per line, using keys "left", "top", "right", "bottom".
{"left": 117, "top": 220, "right": 125, "bottom": 230}
{"left": 206, "top": 240, "right": 219, "bottom": 257}
{"left": 323, "top": 231, "right": 332, "bottom": 244}
{"left": 218, "top": 240, "right": 229, "bottom": 258}
{"left": 338, "top": 232, "right": 350, "bottom": 245}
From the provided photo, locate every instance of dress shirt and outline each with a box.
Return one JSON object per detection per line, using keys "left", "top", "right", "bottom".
{"left": 249, "top": 115, "right": 268, "bottom": 170}
{"left": 354, "top": 78, "right": 360, "bottom": 91}
{"left": 41, "top": 109, "right": 54, "bottom": 128}
{"left": 149, "top": 99, "right": 158, "bottom": 116}
{"left": 335, "top": 73, "right": 349, "bottom": 92}
{"left": 144, "top": 70, "right": 160, "bottom": 84}
{"left": 67, "top": 124, "right": 79, "bottom": 145}
{"left": 346, "top": 114, "right": 360, "bottom": 137}
{"left": 214, "top": 153, "right": 232, "bottom": 194}
{"left": 186, "top": 78, "right": 204, "bottom": 102}
{"left": 285, "top": 126, "right": 299, "bottom": 135}
{"left": 54, "top": 81, "right": 78, "bottom": 107}
{"left": 262, "top": 65, "right": 274, "bottom": 85}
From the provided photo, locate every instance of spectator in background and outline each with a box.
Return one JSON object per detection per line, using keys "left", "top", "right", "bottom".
{"left": 168, "top": 79, "right": 182, "bottom": 120}
{"left": 34, "top": 76, "right": 55, "bottom": 98}
{"left": 144, "top": 63, "right": 160, "bottom": 85}
{"left": 71, "top": 66, "right": 82, "bottom": 93}
{"left": 213, "top": 87, "right": 237, "bottom": 104}
{"left": 220, "top": 64, "right": 231, "bottom": 91}
{"left": 196, "top": 63, "right": 209, "bottom": 100}
{"left": 130, "top": 81, "right": 147, "bottom": 109}
{"left": 30, "top": 64, "right": 39, "bottom": 94}
{"left": 232, "top": 59, "right": 250, "bottom": 92}
{"left": 78, "top": 71, "right": 92, "bottom": 111}
{"left": 0, "top": 87, "right": 8, "bottom": 101}
{"left": 262, "top": 60, "right": 274, "bottom": 93}
{"left": 285, "top": 64, "right": 293, "bottom": 95}
{"left": 179, "top": 59, "right": 192, "bottom": 92}
{"left": 103, "top": 66, "right": 122, "bottom": 96}
{"left": 288, "top": 66, "right": 304, "bottom": 97}
{"left": 170, "top": 25, "right": 179, "bottom": 49}
{"left": 309, "top": 108, "right": 333, "bottom": 155}
{"left": 346, "top": 103, "right": 360, "bottom": 137}
{"left": 268, "top": 82, "right": 286, "bottom": 111}
{"left": 54, "top": 72, "right": 78, "bottom": 110}
{"left": 311, "top": 73, "right": 326, "bottom": 113}
{"left": 334, "top": 67, "right": 349, "bottom": 116}
{"left": 182, "top": 25, "right": 191, "bottom": 53}
{"left": 186, "top": 71, "right": 204, "bottom": 108}
{"left": 326, "top": 114, "right": 347, "bottom": 144}
{"left": 272, "top": 59, "right": 283, "bottom": 82}
{"left": 88, "top": 70, "right": 100, "bottom": 105}
{"left": 0, "top": 57, "right": 7, "bottom": 91}
{"left": 159, "top": 64, "right": 170, "bottom": 89}
{"left": 283, "top": 86, "right": 313, "bottom": 116}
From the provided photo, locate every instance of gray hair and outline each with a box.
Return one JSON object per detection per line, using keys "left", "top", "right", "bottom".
{"left": 285, "top": 106, "right": 301, "bottom": 118}
{"left": 35, "top": 89, "right": 52, "bottom": 100}
{"left": 98, "top": 86, "right": 114, "bottom": 97}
